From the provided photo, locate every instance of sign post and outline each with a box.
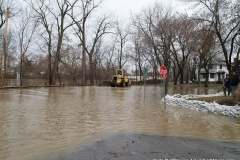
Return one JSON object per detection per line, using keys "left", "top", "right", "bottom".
{"left": 143, "top": 67, "right": 148, "bottom": 99}
{"left": 160, "top": 65, "right": 168, "bottom": 109}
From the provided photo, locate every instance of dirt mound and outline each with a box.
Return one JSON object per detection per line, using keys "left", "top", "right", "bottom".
{"left": 98, "top": 80, "right": 111, "bottom": 86}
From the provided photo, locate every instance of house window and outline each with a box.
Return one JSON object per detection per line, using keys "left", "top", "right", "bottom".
{"left": 202, "top": 73, "right": 206, "bottom": 78}
{"left": 210, "top": 65, "right": 213, "bottom": 69}
{"left": 210, "top": 73, "right": 214, "bottom": 78}
{"left": 220, "top": 65, "right": 222, "bottom": 69}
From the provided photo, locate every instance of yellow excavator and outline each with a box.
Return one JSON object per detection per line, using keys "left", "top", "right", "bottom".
{"left": 110, "top": 68, "right": 131, "bottom": 87}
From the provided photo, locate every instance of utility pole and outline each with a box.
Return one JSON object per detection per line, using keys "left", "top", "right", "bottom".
{"left": 1, "top": 8, "right": 9, "bottom": 87}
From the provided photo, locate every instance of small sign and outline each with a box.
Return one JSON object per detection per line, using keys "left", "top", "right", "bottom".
{"left": 160, "top": 65, "right": 167, "bottom": 109}
{"left": 160, "top": 65, "right": 167, "bottom": 79}
{"left": 143, "top": 68, "right": 148, "bottom": 80}
{"left": 143, "top": 68, "right": 148, "bottom": 73}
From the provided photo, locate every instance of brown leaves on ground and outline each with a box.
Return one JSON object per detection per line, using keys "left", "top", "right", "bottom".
{"left": 192, "top": 96, "right": 236, "bottom": 106}
{"left": 235, "top": 90, "right": 240, "bottom": 102}
{"left": 192, "top": 90, "right": 240, "bottom": 106}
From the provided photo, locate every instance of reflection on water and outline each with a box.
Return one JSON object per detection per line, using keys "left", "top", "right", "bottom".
{"left": 168, "top": 84, "right": 223, "bottom": 95}
{"left": 0, "top": 85, "right": 239, "bottom": 160}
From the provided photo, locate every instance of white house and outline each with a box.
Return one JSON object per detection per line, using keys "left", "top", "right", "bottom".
{"left": 199, "top": 59, "right": 228, "bottom": 83}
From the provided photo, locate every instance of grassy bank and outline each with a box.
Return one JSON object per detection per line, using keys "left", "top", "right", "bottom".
{"left": 170, "top": 83, "right": 239, "bottom": 106}
{"left": 191, "top": 90, "right": 240, "bottom": 106}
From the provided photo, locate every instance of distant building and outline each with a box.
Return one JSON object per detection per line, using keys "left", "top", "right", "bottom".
{"left": 128, "top": 75, "right": 161, "bottom": 82}
{"left": 198, "top": 57, "right": 240, "bottom": 83}
{"left": 199, "top": 58, "right": 228, "bottom": 83}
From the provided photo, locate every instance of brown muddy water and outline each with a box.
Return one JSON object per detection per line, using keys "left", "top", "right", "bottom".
{"left": 0, "top": 85, "right": 239, "bottom": 160}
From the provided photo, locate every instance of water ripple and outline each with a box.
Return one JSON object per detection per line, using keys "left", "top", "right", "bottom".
{"left": 0, "top": 86, "right": 239, "bottom": 160}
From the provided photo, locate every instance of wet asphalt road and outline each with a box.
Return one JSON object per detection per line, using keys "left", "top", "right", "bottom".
{"left": 45, "top": 133, "right": 240, "bottom": 160}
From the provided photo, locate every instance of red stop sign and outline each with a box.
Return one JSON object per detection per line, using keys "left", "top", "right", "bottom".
{"left": 160, "top": 65, "right": 167, "bottom": 79}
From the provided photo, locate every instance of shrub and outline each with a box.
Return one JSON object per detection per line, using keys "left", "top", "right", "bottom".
{"left": 192, "top": 96, "right": 236, "bottom": 106}
{"left": 218, "top": 97, "right": 236, "bottom": 106}
{"left": 235, "top": 90, "right": 240, "bottom": 102}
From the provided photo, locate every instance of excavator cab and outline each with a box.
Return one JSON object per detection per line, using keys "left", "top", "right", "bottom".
{"left": 111, "top": 68, "right": 130, "bottom": 87}
{"left": 117, "top": 69, "right": 123, "bottom": 76}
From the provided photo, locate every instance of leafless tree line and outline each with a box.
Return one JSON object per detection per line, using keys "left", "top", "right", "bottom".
{"left": 0, "top": 0, "right": 239, "bottom": 87}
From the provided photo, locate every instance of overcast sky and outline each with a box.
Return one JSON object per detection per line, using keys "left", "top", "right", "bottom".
{"left": 102, "top": 0, "right": 188, "bottom": 19}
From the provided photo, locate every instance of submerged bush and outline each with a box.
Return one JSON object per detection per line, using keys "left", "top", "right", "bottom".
{"left": 218, "top": 97, "right": 236, "bottom": 106}
{"left": 235, "top": 90, "right": 240, "bottom": 103}
{"left": 192, "top": 96, "right": 236, "bottom": 106}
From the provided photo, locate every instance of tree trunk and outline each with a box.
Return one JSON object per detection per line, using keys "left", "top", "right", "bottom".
{"left": 20, "top": 55, "right": 23, "bottom": 86}
{"left": 58, "top": 73, "right": 61, "bottom": 85}
{"left": 53, "top": 33, "right": 63, "bottom": 85}
{"left": 1, "top": 8, "right": 9, "bottom": 87}
{"left": 204, "top": 72, "right": 209, "bottom": 87}
{"left": 48, "top": 54, "right": 52, "bottom": 85}
{"left": 89, "top": 55, "right": 94, "bottom": 85}
{"left": 174, "top": 72, "right": 180, "bottom": 85}
{"left": 81, "top": 24, "right": 86, "bottom": 85}
{"left": 180, "top": 69, "right": 184, "bottom": 84}
{"left": 48, "top": 33, "right": 52, "bottom": 85}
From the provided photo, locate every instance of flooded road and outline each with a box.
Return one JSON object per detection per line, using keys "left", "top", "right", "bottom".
{"left": 0, "top": 86, "right": 239, "bottom": 160}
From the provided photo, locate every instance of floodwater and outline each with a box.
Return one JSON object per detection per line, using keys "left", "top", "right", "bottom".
{"left": 0, "top": 85, "right": 239, "bottom": 160}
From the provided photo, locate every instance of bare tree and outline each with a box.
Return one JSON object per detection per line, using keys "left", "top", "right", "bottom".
{"left": 101, "top": 46, "right": 113, "bottom": 80}
{"left": 3, "top": 30, "right": 18, "bottom": 81}
{"left": 1, "top": 0, "right": 19, "bottom": 85}
{"left": 51, "top": 0, "right": 77, "bottom": 85}
{"left": 153, "top": 13, "right": 177, "bottom": 85}
{"left": 60, "top": 41, "right": 81, "bottom": 85}
{"left": 87, "top": 16, "right": 112, "bottom": 84}
{"left": 0, "top": 0, "right": 18, "bottom": 29}
{"left": 70, "top": 0, "right": 107, "bottom": 85}
{"left": 182, "top": 0, "right": 240, "bottom": 76}
{"left": 103, "top": 43, "right": 117, "bottom": 79}
{"left": 129, "top": 29, "right": 146, "bottom": 82}
{"left": 132, "top": 8, "right": 162, "bottom": 67}
{"left": 113, "top": 20, "right": 130, "bottom": 69}
{"left": 26, "top": 0, "right": 77, "bottom": 85}
{"left": 15, "top": 7, "right": 38, "bottom": 86}
{"left": 170, "top": 15, "right": 196, "bottom": 84}
{"left": 131, "top": 3, "right": 176, "bottom": 93}
{"left": 196, "top": 27, "right": 217, "bottom": 87}
{"left": 31, "top": 54, "right": 48, "bottom": 85}
{"left": 26, "top": 0, "right": 54, "bottom": 85}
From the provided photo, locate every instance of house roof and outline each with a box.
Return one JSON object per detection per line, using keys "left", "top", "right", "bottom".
{"left": 212, "top": 57, "right": 235, "bottom": 66}
{"left": 211, "top": 59, "right": 224, "bottom": 65}
{"left": 200, "top": 69, "right": 228, "bottom": 74}
{"left": 216, "top": 69, "right": 227, "bottom": 74}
